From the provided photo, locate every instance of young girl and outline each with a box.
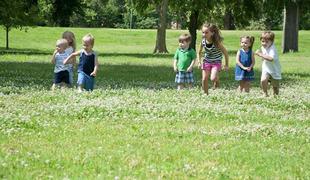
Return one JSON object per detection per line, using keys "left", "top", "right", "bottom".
{"left": 197, "top": 23, "right": 229, "bottom": 95}
{"left": 62, "top": 31, "right": 76, "bottom": 86}
{"left": 235, "top": 36, "right": 255, "bottom": 92}
{"left": 64, "top": 34, "right": 99, "bottom": 92}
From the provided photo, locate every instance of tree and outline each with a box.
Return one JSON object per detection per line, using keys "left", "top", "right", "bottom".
{"left": 50, "top": 0, "right": 83, "bottom": 26}
{"left": 0, "top": 0, "right": 38, "bottom": 49}
{"left": 282, "top": 0, "right": 299, "bottom": 53}
{"left": 134, "top": 0, "right": 169, "bottom": 53}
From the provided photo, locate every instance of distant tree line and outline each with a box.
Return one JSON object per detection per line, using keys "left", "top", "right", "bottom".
{"left": 1, "top": 0, "right": 309, "bottom": 52}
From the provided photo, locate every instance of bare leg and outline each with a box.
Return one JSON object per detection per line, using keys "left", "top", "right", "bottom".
{"left": 244, "top": 81, "right": 250, "bottom": 93}
{"left": 272, "top": 80, "right": 280, "bottom": 96}
{"left": 77, "top": 85, "right": 83, "bottom": 93}
{"left": 188, "top": 83, "right": 193, "bottom": 89}
{"left": 239, "top": 81, "right": 244, "bottom": 92}
{"left": 210, "top": 68, "right": 219, "bottom": 89}
{"left": 261, "top": 75, "right": 270, "bottom": 97}
{"left": 202, "top": 70, "right": 210, "bottom": 94}
{"left": 177, "top": 84, "right": 184, "bottom": 90}
{"left": 51, "top": 83, "right": 56, "bottom": 91}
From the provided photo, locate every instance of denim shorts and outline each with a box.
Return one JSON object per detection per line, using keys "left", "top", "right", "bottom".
{"left": 77, "top": 71, "right": 95, "bottom": 91}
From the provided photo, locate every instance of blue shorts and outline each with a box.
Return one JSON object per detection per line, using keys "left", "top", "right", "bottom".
{"left": 54, "top": 70, "right": 70, "bottom": 84}
{"left": 175, "top": 71, "right": 194, "bottom": 84}
{"left": 77, "top": 71, "right": 95, "bottom": 91}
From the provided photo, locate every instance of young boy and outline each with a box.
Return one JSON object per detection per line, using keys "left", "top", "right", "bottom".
{"left": 255, "top": 31, "right": 282, "bottom": 97}
{"left": 51, "top": 39, "right": 71, "bottom": 90}
{"left": 173, "top": 34, "right": 197, "bottom": 90}
{"left": 64, "top": 34, "right": 99, "bottom": 92}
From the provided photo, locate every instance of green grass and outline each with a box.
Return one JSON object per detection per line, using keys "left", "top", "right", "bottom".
{"left": 0, "top": 27, "right": 309, "bottom": 179}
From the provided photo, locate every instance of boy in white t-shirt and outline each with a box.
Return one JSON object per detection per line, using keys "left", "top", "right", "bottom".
{"left": 255, "top": 31, "right": 282, "bottom": 97}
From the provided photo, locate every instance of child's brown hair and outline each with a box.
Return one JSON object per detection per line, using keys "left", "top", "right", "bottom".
{"left": 202, "top": 22, "right": 223, "bottom": 48}
{"left": 240, "top": 36, "right": 255, "bottom": 50}
{"left": 260, "top": 31, "right": 275, "bottom": 42}
{"left": 62, "top": 31, "right": 76, "bottom": 51}
{"left": 178, "top": 34, "right": 192, "bottom": 43}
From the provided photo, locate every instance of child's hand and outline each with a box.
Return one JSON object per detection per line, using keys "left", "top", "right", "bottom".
{"left": 222, "top": 65, "right": 229, "bottom": 71}
{"left": 246, "top": 67, "right": 252, "bottom": 72}
{"left": 197, "top": 61, "right": 201, "bottom": 69}
{"left": 186, "top": 66, "right": 193, "bottom": 72}
{"left": 174, "top": 66, "right": 178, "bottom": 72}
{"left": 255, "top": 49, "right": 262, "bottom": 56}
{"left": 90, "top": 71, "right": 97, "bottom": 77}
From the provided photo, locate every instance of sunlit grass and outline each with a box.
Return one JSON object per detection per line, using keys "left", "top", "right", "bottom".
{"left": 0, "top": 27, "right": 309, "bottom": 179}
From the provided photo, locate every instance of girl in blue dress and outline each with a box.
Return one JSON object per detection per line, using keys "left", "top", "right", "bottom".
{"left": 235, "top": 36, "right": 255, "bottom": 92}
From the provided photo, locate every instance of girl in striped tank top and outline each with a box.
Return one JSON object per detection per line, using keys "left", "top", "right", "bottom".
{"left": 197, "top": 23, "right": 229, "bottom": 95}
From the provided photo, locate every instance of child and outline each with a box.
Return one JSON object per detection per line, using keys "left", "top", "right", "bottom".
{"left": 197, "top": 23, "right": 229, "bottom": 95}
{"left": 173, "top": 34, "right": 196, "bottom": 90}
{"left": 64, "top": 34, "right": 99, "bottom": 92}
{"left": 51, "top": 39, "right": 71, "bottom": 90}
{"left": 255, "top": 31, "right": 281, "bottom": 97}
{"left": 235, "top": 36, "right": 255, "bottom": 92}
{"left": 62, "top": 31, "right": 76, "bottom": 86}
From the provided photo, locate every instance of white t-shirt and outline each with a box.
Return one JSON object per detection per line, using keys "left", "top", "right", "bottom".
{"left": 54, "top": 51, "right": 70, "bottom": 73}
{"left": 261, "top": 44, "right": 282, "bottom": 79}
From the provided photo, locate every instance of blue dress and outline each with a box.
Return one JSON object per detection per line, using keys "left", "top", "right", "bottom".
{"left": 235, "top": 49, "right": 254, "bottom": 81}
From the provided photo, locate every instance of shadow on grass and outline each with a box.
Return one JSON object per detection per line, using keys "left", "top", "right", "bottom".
{"left": 0, "top": 61, "right": 307, "bottom": 94}
{"left": 0, "top": 47, "right": 237, "bottom": 58}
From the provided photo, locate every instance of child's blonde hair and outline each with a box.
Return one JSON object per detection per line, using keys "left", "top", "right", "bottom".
{"left": 62, "top": 31, "right": 76, "bottom": 51}
{"left": 56, "top": 39, "right": 68, "bottom": 48}
{"left": 260, "top": 31, "right": 275, "bottom": 43}
{"left": 240, "top": 36, "right": 255, "bottom": 50}
{"left": 178, "top": 34, "right": 192, "bottom": 43}
{"left": 82, "top": 33, "right": 95, "bottom": 47}
{"left": 202, "top": 22, "right": 223, "bottom": 48}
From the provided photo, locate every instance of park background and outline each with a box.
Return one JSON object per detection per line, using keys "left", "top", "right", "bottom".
{"left": 0, "top": 0, "right": 309, "bottom": 179}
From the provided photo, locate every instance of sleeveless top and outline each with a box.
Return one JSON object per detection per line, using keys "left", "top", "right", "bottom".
{"left": 78, "top": 50, "right": 96, "bottom": 76}
{"left": 202, "top": 39, "right": 223, "bottom": 63}
{"left": 239, "top": 49, "right": 252, "bottom": 66}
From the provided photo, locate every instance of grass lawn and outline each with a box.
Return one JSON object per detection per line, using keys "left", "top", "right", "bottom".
{"left": 0, "top": 27, "right": 309, "bottom": 179}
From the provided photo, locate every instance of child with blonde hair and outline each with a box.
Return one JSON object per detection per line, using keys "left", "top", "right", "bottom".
{"left": 255, "top": 31, "right": 281, "bottom": 97}
{"left": 235, "top": 36, "right": 255, "bottom": 92}
{"left": 173, "top": 33, "right": 196, "bottom": 90}
{"left": 197, "top": 23, "right": 229, "bottom": 95}
{"left": 62, "top": 31, "right": 76, "bottom": 86}
{"left": 51, "top": 39, "right": 71, "bottom": 90}
{"left": 64, "top": 34, "right": 99, "bottom": 92}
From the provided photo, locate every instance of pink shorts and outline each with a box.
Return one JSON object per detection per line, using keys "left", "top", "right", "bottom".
{"left": 201, "top": 62, "right": 222, "bottom": 71}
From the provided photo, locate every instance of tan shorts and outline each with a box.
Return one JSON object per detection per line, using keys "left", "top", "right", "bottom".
{"left": 261, "top": 72, "right": 280, "bottom": 87}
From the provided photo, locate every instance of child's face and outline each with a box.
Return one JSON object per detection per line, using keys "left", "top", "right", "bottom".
{"left": 240, "top": 38, "right": 250, "bottom": 50}
{"left": 83, "top": 40, "right": 93, "bottom": 52}
{"left": 202, "top": 27, "right": 213, "bottom": 40}
{"left": 64, "top": 36, "right": 73, "bottom": 44}
{"left": 56, "top": 44, "right": 66, "bottom": 53}
{"left": 261, "top": 39, "right": 272, "bottom": 48}
{"left": 179, "top": 40, "right": 190, "bottom": 49}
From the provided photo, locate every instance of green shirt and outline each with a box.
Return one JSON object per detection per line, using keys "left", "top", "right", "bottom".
{"left": 174, "top": 48, "right": 196, "bottom": 71}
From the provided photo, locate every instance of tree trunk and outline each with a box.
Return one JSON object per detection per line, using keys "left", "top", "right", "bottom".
{"left": 282, "top": 1, "right": 299, "bottom": 53}
{"left": 153, "top": 0, "right": 168, "bottom": 54}
{"left": 223, "top": 9, "right": 235, "bottom": 30}
{"left": 5, "top": 26, "right": 9, "bottom": 50}
{"left": 188, "top": 10, "right": 199, "bottom": 50}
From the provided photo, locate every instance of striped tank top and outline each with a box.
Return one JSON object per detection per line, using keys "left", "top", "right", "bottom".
{"left": 202, "top": 39, "right": 223, "bottom": 63}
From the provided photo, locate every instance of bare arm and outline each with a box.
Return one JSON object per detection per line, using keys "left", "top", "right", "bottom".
{"left": 197, "top": 43, "right": 203, "bottom": 66}
{"left": 90, "top": 54, "right": 99, "bottom": 76}
{"left": 250, "top": 51, "right": 255, "bottom": 69}
{"left": 51, "top": 50, "right": 57, "bottom": 64}
{"left": 255, "top": 49, "right": 273, "bottom": 61}
{"left": 64, "top": 50, "right": 80, "bottom": 64}
{"left": 173, "top": 59, "right": 178, "bottom": 72}
{"left": 235, "top": 50, "right": 246, "bottom": 69}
